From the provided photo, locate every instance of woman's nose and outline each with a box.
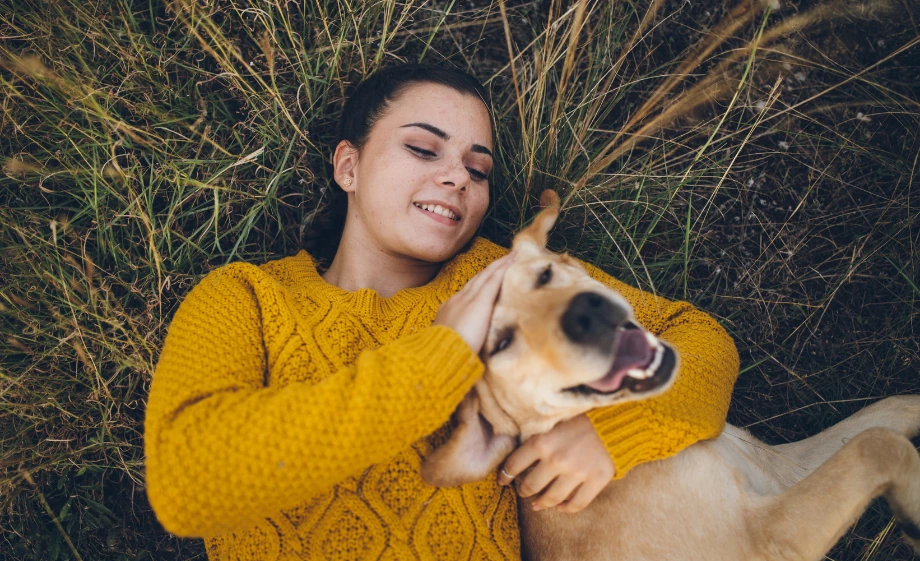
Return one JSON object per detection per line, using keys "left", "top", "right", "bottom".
{"left": 437, "top": 157, "right": 471, "bottom": 191}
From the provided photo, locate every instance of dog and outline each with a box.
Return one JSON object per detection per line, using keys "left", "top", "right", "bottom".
{"left": 421, "top": 190, "right": 920, "bottom": 561}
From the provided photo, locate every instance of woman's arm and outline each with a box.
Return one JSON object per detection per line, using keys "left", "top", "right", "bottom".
{"left": 579, "top": 260, "right": 741, "bottom": 479}
{"left": 144, "top": 264, "right": 482, "bottom": 538}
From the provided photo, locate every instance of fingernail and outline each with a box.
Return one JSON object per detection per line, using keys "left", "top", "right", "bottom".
{"left": 532, "top": 504, "right": 543, "bottom": 512}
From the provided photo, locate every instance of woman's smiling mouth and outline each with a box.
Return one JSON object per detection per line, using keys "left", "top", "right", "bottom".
{"left": 413, "top": 202, "right": 461, "bottom": 224}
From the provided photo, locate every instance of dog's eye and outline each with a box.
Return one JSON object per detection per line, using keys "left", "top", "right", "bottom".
{"left": 536, "top": 266, "right": 552, "bottom": 287}
{"left": 491, "top": 332, "right": 514, "bottom": 355}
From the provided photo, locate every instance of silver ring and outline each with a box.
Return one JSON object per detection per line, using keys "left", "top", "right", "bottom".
{"left": 500, "top": 468, "right": 514, "bottom": 479}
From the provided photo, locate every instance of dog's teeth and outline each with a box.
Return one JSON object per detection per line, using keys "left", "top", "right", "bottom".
{"left": 643, "top": 331, "right": 657, "bottom": 347}
{"left": 626, "top": 368, "right": 654, "bottom": 380}
{"left": 646, "top": 345, "right": 664, "bottom": 375}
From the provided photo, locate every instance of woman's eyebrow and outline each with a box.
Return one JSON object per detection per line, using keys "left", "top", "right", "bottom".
{"left": 471, "top": 144, "right": 494, "bottom": 159}
{"left": 401, "top": 122, "right": 448, "bottom": 139}
{"left": 400, "top": 122, "right": 494, "bottom": 159}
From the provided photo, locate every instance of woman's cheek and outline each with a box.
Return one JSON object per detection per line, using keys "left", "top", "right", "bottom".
{"left": 470, "top": 185, "right": 490, "bottom": 222}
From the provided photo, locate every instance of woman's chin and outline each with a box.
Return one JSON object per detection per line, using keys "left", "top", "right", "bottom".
{"left": 411, "top": 246, "right": 458, "bottom": 263}
{"left": 406, "top": 235, "right": 473, "bottom": 263}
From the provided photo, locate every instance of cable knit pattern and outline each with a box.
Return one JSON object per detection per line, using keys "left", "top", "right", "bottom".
{"left": 144, "top": 237, "right": 739, "bottom": 560}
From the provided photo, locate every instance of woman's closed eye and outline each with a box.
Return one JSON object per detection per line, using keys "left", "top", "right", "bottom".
{"left": 467, "top": 167, "right": 489, "bottom": 182}
{"left": 406, "top": 144, "right": 490, "bottom": 182}
{"left": 406, "top": 144, "right": 436, "bottom": 158}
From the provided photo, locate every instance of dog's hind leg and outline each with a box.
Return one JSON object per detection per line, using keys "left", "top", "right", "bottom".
{"left": 750, "top": 427, "right": 920, "bottom": 561}
{"left": 772, "top": 395, "right": 920, "bottom": 475}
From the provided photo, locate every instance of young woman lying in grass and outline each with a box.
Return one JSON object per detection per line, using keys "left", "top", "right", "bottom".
{"left": 143, "top": 63, "right": 740, "bottom": 560}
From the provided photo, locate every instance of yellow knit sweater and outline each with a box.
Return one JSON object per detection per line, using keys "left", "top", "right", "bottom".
{"left": 144, "top": 237, "right": 739, "bottom": 561}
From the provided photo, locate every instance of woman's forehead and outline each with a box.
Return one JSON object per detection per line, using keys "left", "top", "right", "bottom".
{"left": 379, "top": 83, "right": 493, "bottom": 145}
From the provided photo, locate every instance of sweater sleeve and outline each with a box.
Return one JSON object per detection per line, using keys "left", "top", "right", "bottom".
{"left": 578, "top": 261, "right": 740, "bottom": 480}
{"left": 144, "top": 265, "right": 482, "bottom": 538}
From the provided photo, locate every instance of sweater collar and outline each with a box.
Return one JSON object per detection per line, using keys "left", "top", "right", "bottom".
{"left": 292, "top": 237, "right": 490, "bottom": 316}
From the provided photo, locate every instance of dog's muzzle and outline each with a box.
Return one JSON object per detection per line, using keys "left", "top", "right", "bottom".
{"left": 561, "top": 291, "right": 677, "bottom": 396}
{"left": 560, "top": 291, "right": 628, "bottom": 349}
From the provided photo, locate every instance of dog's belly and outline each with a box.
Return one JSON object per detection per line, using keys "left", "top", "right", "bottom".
{"left": 520, "top": 441, "right": 756, "bottom": 561}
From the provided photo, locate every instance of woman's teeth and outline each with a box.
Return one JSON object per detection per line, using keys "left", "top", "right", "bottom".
{"left": 414, "top": 203, "right": 459, "bottom": 221}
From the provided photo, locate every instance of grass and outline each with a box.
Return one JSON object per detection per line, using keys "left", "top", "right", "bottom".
{"left": 1, "top": 0, "right": 918, "bottom": 559}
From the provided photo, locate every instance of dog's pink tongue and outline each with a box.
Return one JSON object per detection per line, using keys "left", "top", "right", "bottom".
{"left": 585, "top": 330, "right": 654, "bottom": 392}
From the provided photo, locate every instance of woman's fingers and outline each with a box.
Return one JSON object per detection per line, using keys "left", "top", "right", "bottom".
{"left": 499, "top": 415, "right": 614, "bottom": 512}
{"left": 497, "top": 436, "right": 541, "bottom": 486}
{"left": 557, "top": 477, "right": 608, "bottom": 514}
{"left": 515, "top": 460, "right": 557, "bottom": 500}
{"left": 462, "top": 252, "right": 515, "bottom": 293}
{"left": 531, "top": 477, "right": 582, "bottom": 511}
{"left": 433, "top": 252, "right": 515, "bottom": 353}
{"left": 470, "top": 255, "right": 514, "bottom": 307}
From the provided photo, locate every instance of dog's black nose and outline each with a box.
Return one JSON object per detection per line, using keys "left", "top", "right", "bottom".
{"left": 561, "top": 292, "right": 627, "bottom": 347}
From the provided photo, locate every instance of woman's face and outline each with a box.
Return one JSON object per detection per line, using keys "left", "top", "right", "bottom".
{"left": 335, "top": 82, "right": 494, "bottom": 263}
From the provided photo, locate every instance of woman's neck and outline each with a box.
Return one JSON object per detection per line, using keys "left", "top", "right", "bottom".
{"left": 321, "top": 232, "right": 442, "bottom": 298}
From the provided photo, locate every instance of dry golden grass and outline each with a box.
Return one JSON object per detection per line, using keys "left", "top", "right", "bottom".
{"left": 2, "top": 0, "right": 918, "bottom": 558}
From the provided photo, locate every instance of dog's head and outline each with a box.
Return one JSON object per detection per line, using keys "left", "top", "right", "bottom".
{"left": 421, "top": 190, "right": 679, "bottom": 487}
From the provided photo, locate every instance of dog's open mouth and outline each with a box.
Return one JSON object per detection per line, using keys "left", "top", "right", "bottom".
{"left": 564, "top": 323, "right": 676, "bottom": 396}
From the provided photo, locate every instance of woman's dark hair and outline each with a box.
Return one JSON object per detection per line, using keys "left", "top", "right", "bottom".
{"left": 304, "top": 63, "right": 493, "bottom": 265}
{"left": 338, "top": 64, "right": 492, "bottom": 150}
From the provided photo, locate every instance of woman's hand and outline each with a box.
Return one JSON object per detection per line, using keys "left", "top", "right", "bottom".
{"left": 497, "top": 414, "right": 615, "bottom": 513}
{"left": 433, "top": 252, "right": 515, "bottom": 354}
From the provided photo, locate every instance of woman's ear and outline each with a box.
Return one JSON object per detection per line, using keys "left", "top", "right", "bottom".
{"left": 421, "top": 389, "right": 518, "bottom": 487}
{"left": 332, "top": 140, "right": 358, "bottom": 193}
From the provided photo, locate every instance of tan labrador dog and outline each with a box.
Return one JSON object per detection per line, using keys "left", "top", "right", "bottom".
{"left": 422, "top": 190, "right": 920, "bottom": 561}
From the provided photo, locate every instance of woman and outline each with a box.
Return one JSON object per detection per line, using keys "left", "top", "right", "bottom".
{"left": 144, "top": 64, "right": 740, "bottom": 560}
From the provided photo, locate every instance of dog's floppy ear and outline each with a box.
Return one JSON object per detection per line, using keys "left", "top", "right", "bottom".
{"left": 421, "top": 388, "right": 518, "bottom": 487}
{"left": 512, "top": 190, "right": 560, "bottom": 256}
